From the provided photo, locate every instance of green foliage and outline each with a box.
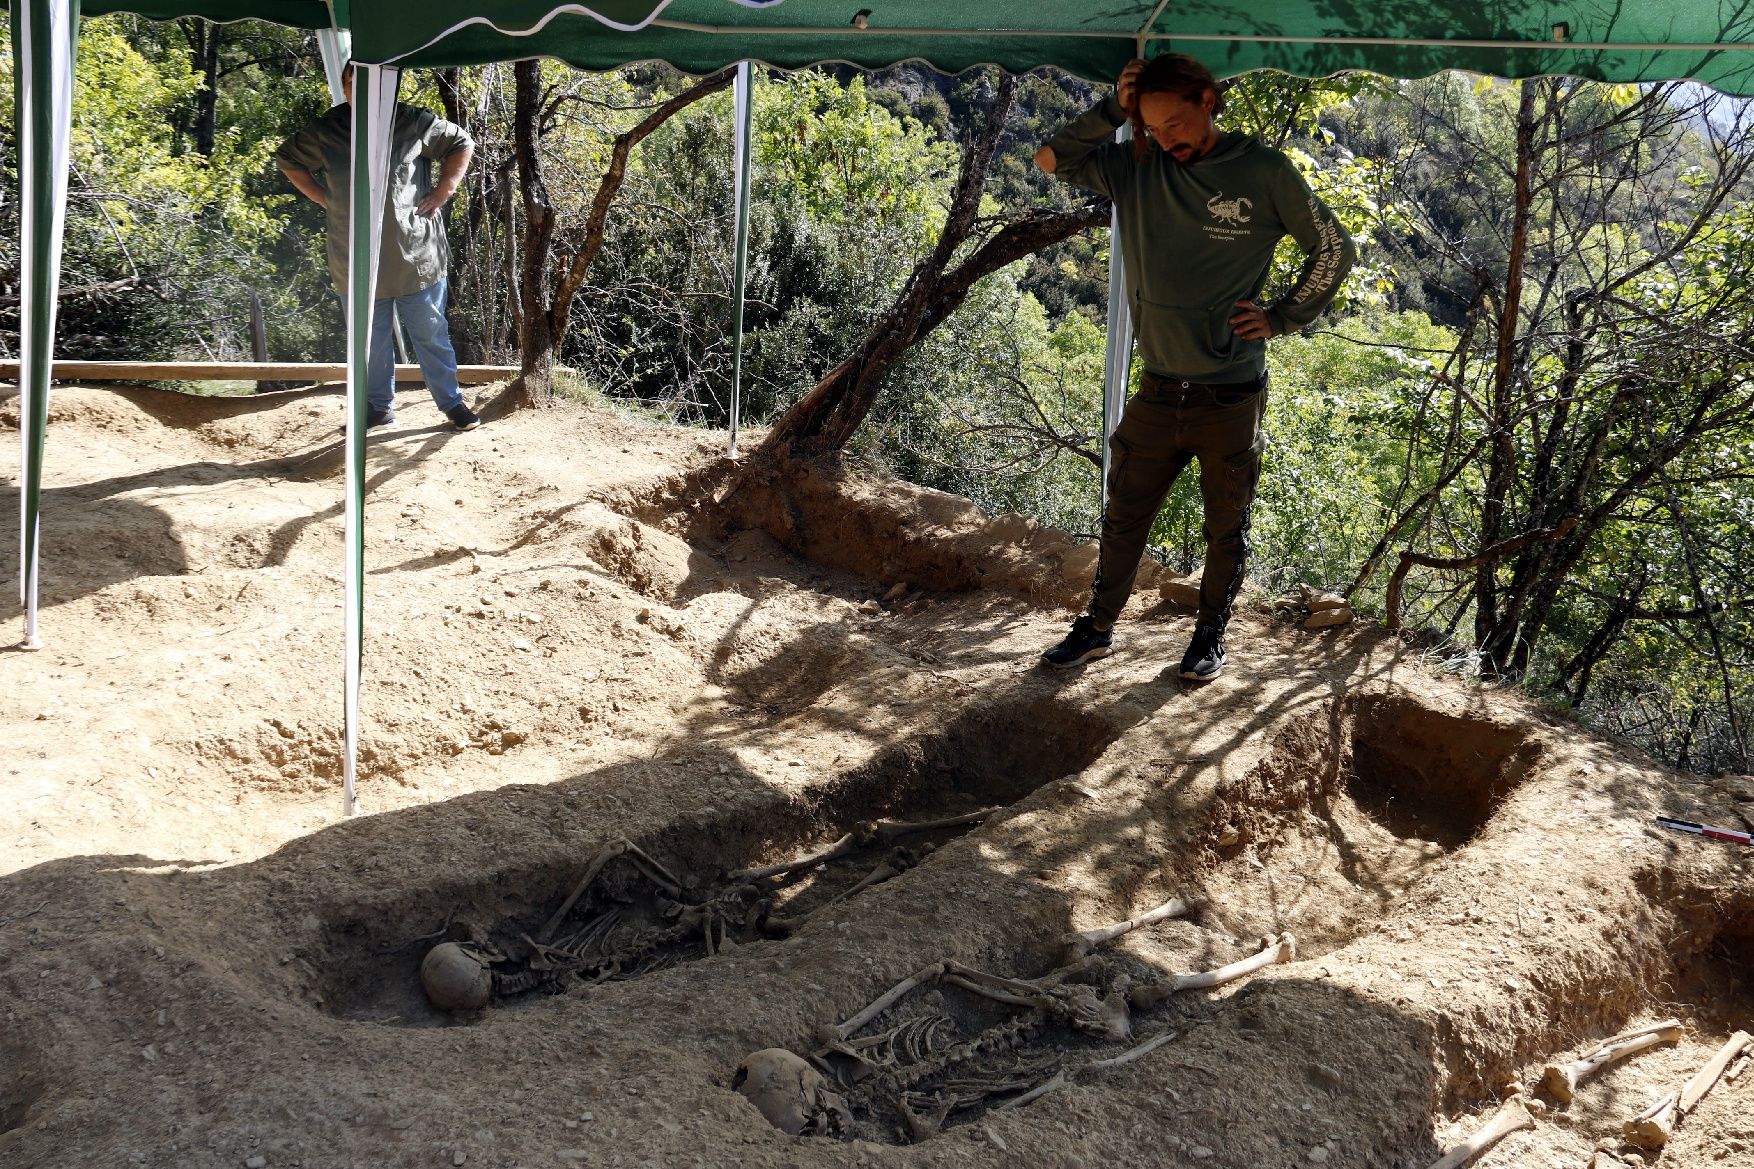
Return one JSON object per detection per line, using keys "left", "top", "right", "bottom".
{"left": 0, "top": 16, "right": 335, "bottom": 361}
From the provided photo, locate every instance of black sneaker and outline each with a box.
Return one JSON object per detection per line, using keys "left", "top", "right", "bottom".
{"left": 446, "top": 404, "right": 482, "bottom": 432}
{"left": 1041, "top": 615, "right": 1113, "bottom": 669}
{"left": 365, "top": 407, "right": 396, "bottom": 429}
{"left": 1179, "top": 623, "right": 1227, "bottom": 681}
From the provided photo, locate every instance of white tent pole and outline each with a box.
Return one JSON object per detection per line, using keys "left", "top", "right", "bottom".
{"left": 12, "top": 0, "right": 76, "bottom": 652}
{"left": 316, "top": 27, "right": 351, "bottom": 105}
{"left": 342, "top": 61, "right": 401, "bottom": 818}
{"left": 1099, "top": 121, "right": 1134, "bottom": 524}
{"left": 728, "top": 59, "right": 753, "bottom": 457}
{"left": 1137, "top": 0, "right": 1172, "bottom": 55}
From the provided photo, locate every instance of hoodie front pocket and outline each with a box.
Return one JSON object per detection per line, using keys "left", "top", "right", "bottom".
{"left": 1135, "top": 295, "right": 1243, "bottom": 373}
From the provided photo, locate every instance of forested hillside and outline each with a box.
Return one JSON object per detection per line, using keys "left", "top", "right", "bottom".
{"left": 3, "top": 15, "right": 1750, "bottom": 772}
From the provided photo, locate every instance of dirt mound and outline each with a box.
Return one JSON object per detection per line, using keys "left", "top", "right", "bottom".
{"left": 2, "top": 383, "right": 1751, "bottom": 1169}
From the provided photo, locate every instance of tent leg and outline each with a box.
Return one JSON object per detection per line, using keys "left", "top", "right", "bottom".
{"left": 1099, "top": 123, "right": 1134, "bottom": 525}
{"left": 342, "top": 61, "right": 401, "bottom": 818}
{"left": 728, "top": 60, "right": 754, "bottom": 458}
{"left": 12, "top": 0, "right": 78, "bottom": 651}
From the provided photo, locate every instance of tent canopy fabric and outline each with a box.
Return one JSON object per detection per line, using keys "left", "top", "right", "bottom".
{"left": 77, "top": 0, "right": 330, "bottom": 26}
{"left": 340, "top": 0, "right": 1754, "bottom": 95}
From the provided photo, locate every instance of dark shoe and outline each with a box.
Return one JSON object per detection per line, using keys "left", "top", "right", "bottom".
{"left": 1042, "top": 615, "right": 1113, "bottom": 669}
{"left": 446, "top": 404, "right": 482, "bottom": 432}
{"left": 365, "top": 407, "right": 396, "bottom": 429}
{"left": 1179, "top": 623, "right": 1227, "bottom": 681}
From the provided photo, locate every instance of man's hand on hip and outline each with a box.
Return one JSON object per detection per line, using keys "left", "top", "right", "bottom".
{"left": 416, "top": 189, "right": 452, "bottom": 218}
{"left": 1229, "top": 300, "right": 1274, "bottom": 341}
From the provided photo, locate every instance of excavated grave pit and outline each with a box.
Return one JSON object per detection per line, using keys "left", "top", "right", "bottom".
{"left": 1190, "top": 693, "right": 1544, "bottom": 959}
{"left": 314, "top": 693, "right": 1120, "bottom": 1026}
{"left": 727, "top": 692, "right": 1551, "bottom": 1147}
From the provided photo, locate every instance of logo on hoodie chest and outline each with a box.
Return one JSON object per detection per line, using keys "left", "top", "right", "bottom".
{"left": 1201, "top": 192, "right": 1259, "bottom": 241}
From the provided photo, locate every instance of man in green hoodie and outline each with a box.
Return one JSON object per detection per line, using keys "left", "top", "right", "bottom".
{"left": 1037, "top": 54, "right": 1355, "bottom": 681}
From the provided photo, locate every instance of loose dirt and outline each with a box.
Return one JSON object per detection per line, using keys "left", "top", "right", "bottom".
{"left": 2, "top": 383, "right": 1752, "bottom": 1169}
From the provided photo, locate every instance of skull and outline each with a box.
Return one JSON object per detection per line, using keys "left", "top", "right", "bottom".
{"left": 420, "top": 942, "right": 493, "bottom": 1011}
{"left": 732, "top": 1048, "right": 849, "bottom": 1136}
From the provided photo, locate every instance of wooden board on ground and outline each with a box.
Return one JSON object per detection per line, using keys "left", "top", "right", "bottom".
{"left": 0, "top": 360, "right": 520, "bottom": 384}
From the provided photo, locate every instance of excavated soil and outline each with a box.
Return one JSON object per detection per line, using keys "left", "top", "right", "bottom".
{"left": 3, "top": 383, "right": 1753, "bottom": 1169}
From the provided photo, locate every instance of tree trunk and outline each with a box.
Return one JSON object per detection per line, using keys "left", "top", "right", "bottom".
{"left": 512, "top": 60, "right": 557, "bottom": 407}
{"left": 508, "top": 62, "right": 735, "bottom": 409}
{"left": 185, "top": 19, "right": 221, "bottom": 157}
{"left": 1473, "top": 79, "right": 1541, "bottom": 668}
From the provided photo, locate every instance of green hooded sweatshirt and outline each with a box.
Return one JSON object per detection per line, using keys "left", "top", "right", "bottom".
{"left": 1047, "top": 97, "right": 1356, "bottom": 383}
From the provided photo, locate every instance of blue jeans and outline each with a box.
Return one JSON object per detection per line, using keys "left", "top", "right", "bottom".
{"left": 368, "top": 278, "right": 464, "bottom": 415}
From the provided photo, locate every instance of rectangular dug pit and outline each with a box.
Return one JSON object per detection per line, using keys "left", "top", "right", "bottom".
{"left": 1193, "top": 694, "right": 1543, "bottom": 959}
{"left": 307, "top": 694, "right": 1121, "bottom": 1026}
{"left": 1347, "top": 694, "right": 1542, "bottom": 848}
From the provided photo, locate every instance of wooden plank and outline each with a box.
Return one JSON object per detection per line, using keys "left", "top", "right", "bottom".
{"left": 0, "top": 360, "right": 520, "bottom": 384}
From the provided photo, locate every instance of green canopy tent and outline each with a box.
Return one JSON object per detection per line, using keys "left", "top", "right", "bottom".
{"left": 15, "top": 0, "right": 1754, "bottom": 817}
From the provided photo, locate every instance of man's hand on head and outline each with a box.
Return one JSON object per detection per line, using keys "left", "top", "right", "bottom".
{"left": 1117, "top": 58, "right": 1146, "bottom": 115}
{"left": 1229, "top": 300, "right": 1274, "bottom": 341}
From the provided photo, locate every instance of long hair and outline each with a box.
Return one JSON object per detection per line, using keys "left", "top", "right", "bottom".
{"left": 1129, "top": 54, "right": 1226, "bottom": 157}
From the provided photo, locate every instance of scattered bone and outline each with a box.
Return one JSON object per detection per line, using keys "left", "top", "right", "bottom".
{"left": 420, "top": 942, "right": 494, "bottom": 1012}
{"left": 1677, "top": 1029, "right": 1752, "bottom": 1113}
{"left": 1061, "top": 895, "right": 1192, "bottom": 962}
{"left": 732, "top": 1048, "right": 850, "bottom": 1137}
{"left": 1621, "top": 1090, "right": 1678, "bottom": 1149}
{"left": 1539, "top": 1019, "right": 1684, "bottom": 1103}
{"left": 731, "top": 810, "right": 997, "bottom": 886}
{"left": 830, "top": 845, "right": 930, "bottom": 905}
{"left": 1425, "top": 1093, "right": 1536, "bottom": 1169}
{"left": 1727, "top": 1052, "right": 1751, "bottom": 1083}
{"left": 1128, "top": 934, "right": 1298, "bottom": 1010}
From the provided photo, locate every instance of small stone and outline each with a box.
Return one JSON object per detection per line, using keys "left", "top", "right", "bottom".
{"left": 245, "top": 1157, "right": 267, "bottom": 1169}
{"left": 883, "top": 582, "right": 909, "bottom": 601}
{"left": 580, "top": 1112, "right": 594, "bottom": 1122}
{"left": 1503, "top": 976, "right": 1521, "bottom": 991}
{"left": 858, "top": 599, "right": 882, "bottom": 615}
{"left": 453, "top": 1153, "right": 467, "bottom": 1167}
{"left": 513, "top": 638, "right": 532, "bottom": 652}
{"left": 1190, "top": 1147, "right": 1214, "bottom": 1159}
{"left": 1307, "top": 1148, "right": 1330, "bottom": 1164}
{"left": 141, "top": 1046, "right": 158, "bottom": 1062}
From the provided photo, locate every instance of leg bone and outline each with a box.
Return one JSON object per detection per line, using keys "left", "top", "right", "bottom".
{"left": 1678, "top": 1029, "right": 1753, "bottom": 1115}
{"left": 537, "top": 839, "right": 630, "bottom": 941}
{"left": 1540, "top": 1019, "right": 1684, "bottom": 1103}
{"left": 828, "top": 962, "right": 946, "bottom": 1042}
{"left": 1621, "top": 1090, "right": 1678, "bottom": 1149}
{"left": 1062, "top": 895, "right": 1193, "bottom": 962}
{"left": 1425, "top": 1094, "right": 1536, "bottom": 1169}
{"left": 1128, "top": 934, "right": 1297, "bottom": 1010}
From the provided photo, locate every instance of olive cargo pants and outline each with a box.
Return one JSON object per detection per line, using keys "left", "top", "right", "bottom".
{"left": 1089, "top": 370, "right": 1267, "bottom": 630}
